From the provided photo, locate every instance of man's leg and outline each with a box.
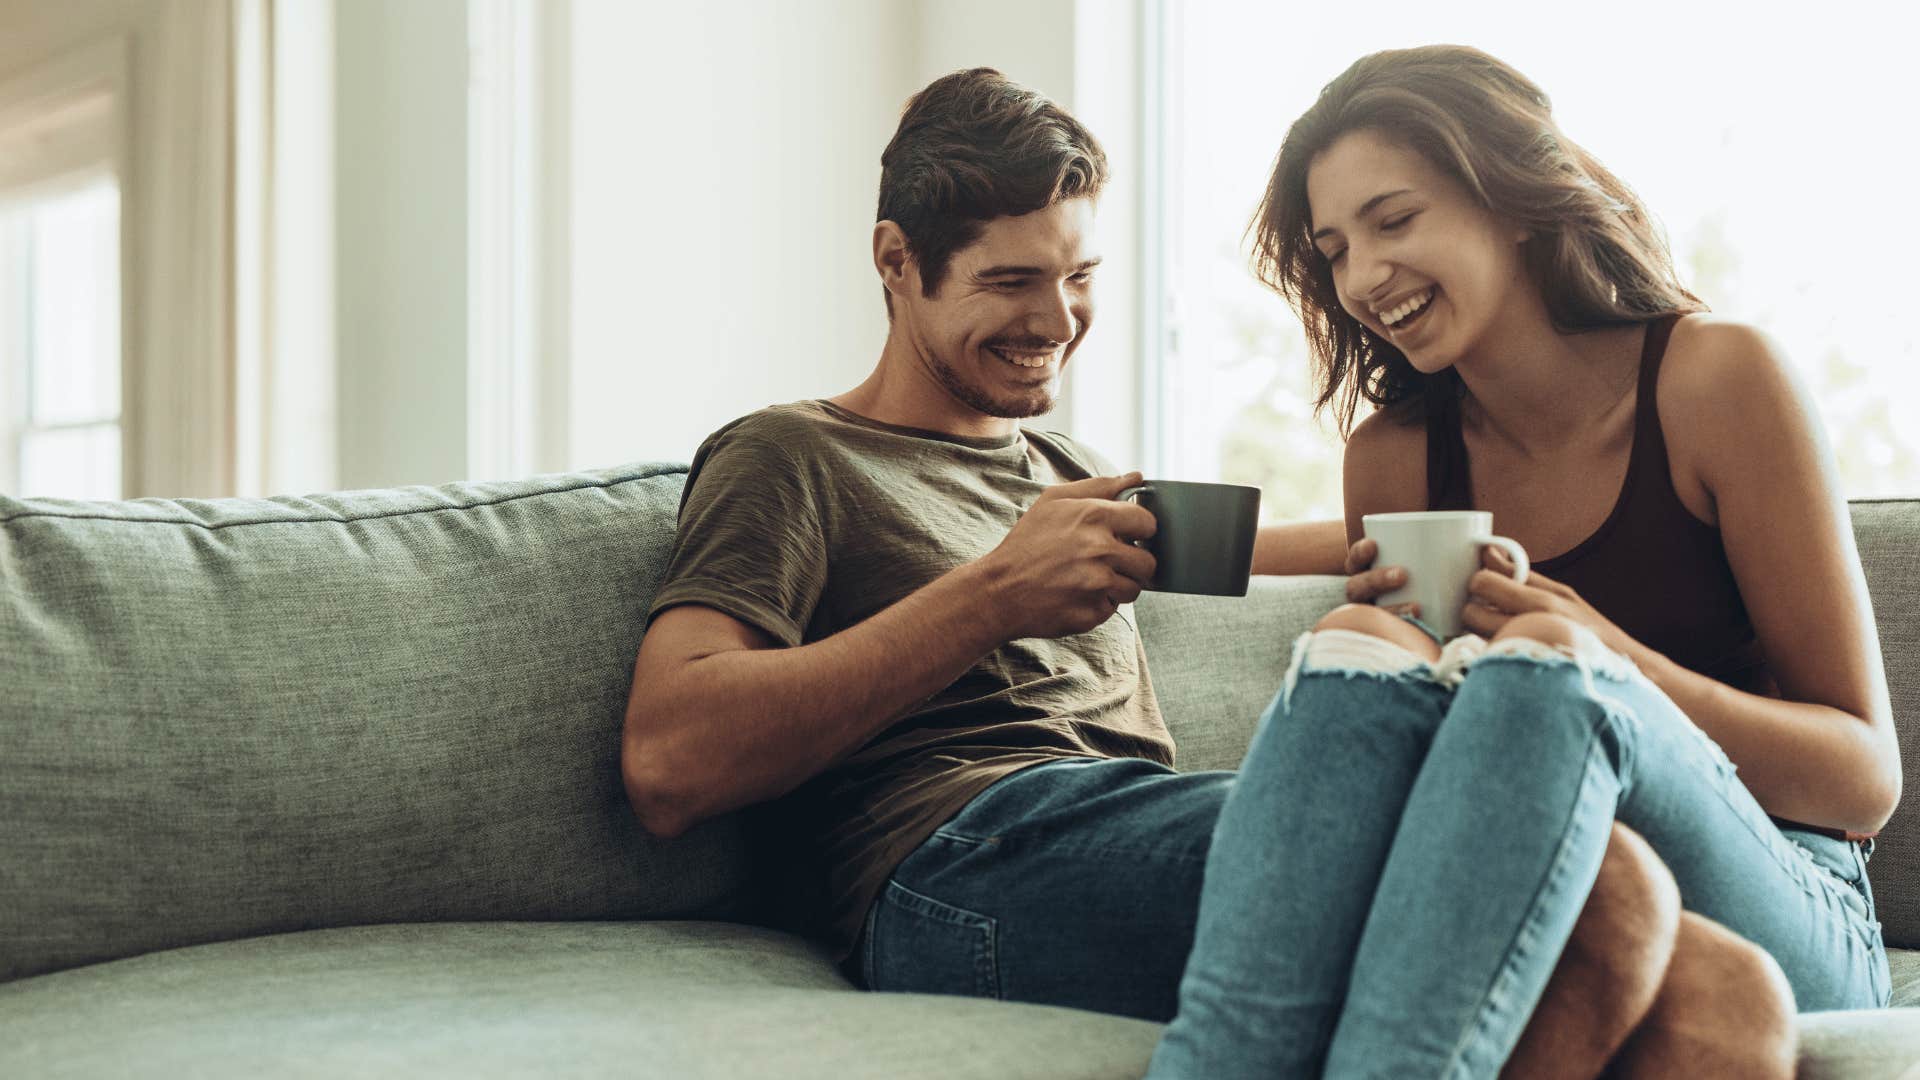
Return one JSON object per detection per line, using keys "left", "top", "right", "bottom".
{"left": 859, "top": 755, "right": 1232, "bottom": 1022}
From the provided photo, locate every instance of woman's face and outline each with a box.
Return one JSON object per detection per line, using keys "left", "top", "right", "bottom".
{"left": 1305, "top": 128, "right": 1531, "bottom": 373}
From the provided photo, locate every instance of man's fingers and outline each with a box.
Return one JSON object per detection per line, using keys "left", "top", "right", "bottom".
{"left": 1345, "top": 565, "right": 1407, "bottom": 603}
{"left": 1109, "top": 543, "right": 1157, "bottom": 586}
{"left": 1107, "top": 578, "right": 1144, "bottom": 608}
{"left": 1104, "top": 501, "right": 1158, "bottom": 542}
{"left": 1038, "top": 471, "right": 1145, "bottom": 504}
{"left": 1344, "top": 537, "right": 1379, "bottom": 575}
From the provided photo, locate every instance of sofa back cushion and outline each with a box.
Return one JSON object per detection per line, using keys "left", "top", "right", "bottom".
{"left": 0, "top": 464, "right": 750, "bottom": 983}
{"left": 1851, "top": 499, "right": 1920, "bottom": 949}
{"left": 1141, "top": 499, "right": 1920, "bottom": 950}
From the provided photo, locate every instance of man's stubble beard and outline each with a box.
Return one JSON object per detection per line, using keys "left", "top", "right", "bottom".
{"left": 926, "top": 348, "right": 1056, "bottom": 420}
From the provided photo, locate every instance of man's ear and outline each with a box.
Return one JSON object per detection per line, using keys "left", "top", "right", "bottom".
{"left": 873, "top": 220, "right": 916, "bottom": 299}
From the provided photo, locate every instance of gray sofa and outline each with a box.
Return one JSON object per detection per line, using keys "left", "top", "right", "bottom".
{"left": 1, "top": 462, "right": 1915, "bottom": 1078}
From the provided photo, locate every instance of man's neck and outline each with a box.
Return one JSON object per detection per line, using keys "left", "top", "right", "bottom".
{"left": 830, "top": 337, "right": 1020, "bottom": 441}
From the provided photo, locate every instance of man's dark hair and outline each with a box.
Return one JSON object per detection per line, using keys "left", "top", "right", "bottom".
{"left": 877, "top": 68, "right": 1108, "bottom": 315}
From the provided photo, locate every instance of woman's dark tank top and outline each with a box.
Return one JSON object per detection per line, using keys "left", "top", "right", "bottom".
{"left": 1425, "top": 314, "right": 1773, "bottom": 695}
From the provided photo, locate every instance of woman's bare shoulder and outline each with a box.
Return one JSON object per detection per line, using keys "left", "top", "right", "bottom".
{"left": 1660, "top": 314, "right": 1802, "bottom": 418}
{"left": 1660, "top": 313, "right": 1827, "bottom": 508}
{"left": 1344, "top": 406, "right": 1426, "bottom": 517}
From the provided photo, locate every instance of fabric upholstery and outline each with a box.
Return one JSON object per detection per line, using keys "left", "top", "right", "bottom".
{"left": 1135, "top": 576, "right": 1347, "bottom": 774}
{"left": 2, "top": 470, "right": 1915, "bottom": 1077}
{"left": 0, "top": 464, "right": 750, "bottom": 984}
{"left": 0, "top": 922, "right": 1163, "bottom": 1080}
{"left": 0, "top": 921, "right": 1909, "bottom": 1079}
{"left": 1851, "top": 500, "right": 1920, "bottom": 949}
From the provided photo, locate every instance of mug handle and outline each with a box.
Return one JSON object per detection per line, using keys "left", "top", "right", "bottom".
{"left": 1479, "top": 535, "right": 1530, "bottom": 586}
{"left": 1115, "top": 484, "right": 1153, "bottom": 503}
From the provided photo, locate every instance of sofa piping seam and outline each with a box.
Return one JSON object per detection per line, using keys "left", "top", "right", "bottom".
{"left": 0, "top": 468, "right": 691, "bottom": 532}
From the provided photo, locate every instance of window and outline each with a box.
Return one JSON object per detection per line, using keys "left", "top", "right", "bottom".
{"left": 0, "top": 174, "right": 122, "bottom": 498}
{"left": 1156, "top": 3, "right": 1920, "bottom": 518}
{"left": 0, "top": 40, "right": 126, "bottom": 501}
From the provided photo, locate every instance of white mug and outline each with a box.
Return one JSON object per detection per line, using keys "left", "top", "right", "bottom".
{"left": 1361, "top": 511, "right": 1530, "bottom": 640}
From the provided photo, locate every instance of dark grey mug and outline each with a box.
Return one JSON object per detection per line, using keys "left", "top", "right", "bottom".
{"left": 1116, "top": 480, "right": 1262, "bottom": 597}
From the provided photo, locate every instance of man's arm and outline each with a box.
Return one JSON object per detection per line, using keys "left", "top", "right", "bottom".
{"left": 623, "top": 473, "right": 1157, "bottom": 838}
{"left": 1252, "top": 519, "right": 1347, "bottom": 576}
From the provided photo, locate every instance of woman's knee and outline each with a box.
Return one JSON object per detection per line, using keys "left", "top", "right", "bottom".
{"left": 1489, "top": 611, "right": 1626, "bottom": 670}
{"left": 1490, "top": 611, "right": 1586, "bottom": 649}
{"left": 1312, "top": 603, "right": 1441, "bottom": 661}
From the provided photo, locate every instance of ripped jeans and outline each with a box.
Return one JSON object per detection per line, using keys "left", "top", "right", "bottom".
{"left": 1147, "top": 629, "right": 1890, "bottom": 1079}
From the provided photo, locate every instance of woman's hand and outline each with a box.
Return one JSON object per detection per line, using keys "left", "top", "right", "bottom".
{"left": 1342, "top": 537, "right": 1414, "bottom": 615}
{"left": 1460, "top": 548, "right": 1650, "bottom": 665}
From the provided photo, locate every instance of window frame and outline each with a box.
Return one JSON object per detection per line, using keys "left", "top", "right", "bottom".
{"left": 0, "top": 37, "right": 131, "bottom": 499}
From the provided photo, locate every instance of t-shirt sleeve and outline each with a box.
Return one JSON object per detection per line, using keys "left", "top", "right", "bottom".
{"left": 648, "top": 424, "right": 827, "bottom": 648}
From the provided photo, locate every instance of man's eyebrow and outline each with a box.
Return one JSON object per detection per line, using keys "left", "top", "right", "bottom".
{"left": 973, "top": 257, "right": 1104, "bottom": 278}
{"left": 1311, "top": 189, "right": 1414, "bottom": 241}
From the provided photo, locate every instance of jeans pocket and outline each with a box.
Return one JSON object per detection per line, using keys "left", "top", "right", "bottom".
{"left": 865, "top": 880, "right": 1000, "bottom": 1000}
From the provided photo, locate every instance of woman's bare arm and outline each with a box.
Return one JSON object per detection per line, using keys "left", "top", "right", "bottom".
{"left": 1641, "top": 318, "right": 1898, "bottom": 832}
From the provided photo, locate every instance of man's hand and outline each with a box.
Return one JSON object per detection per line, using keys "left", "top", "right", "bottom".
{"left": 975, "top": 472, "right": 1159, "bottom": 640}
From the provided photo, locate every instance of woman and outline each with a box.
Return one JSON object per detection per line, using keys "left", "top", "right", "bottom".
{"left": 1148, "top": 45, "right": 1897, "bottom": 1078}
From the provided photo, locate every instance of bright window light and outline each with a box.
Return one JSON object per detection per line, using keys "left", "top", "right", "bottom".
{"left": 2, "top": 173, "right": 122, "bottom": 499}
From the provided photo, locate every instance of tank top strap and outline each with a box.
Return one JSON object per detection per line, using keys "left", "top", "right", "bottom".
{"left": 1629, "top": 314, "right": 1682, "bottom": 488}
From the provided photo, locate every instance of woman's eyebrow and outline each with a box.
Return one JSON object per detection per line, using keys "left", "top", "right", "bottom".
{"left": 1312, "top": 189, "right": 1415, "bottom": 240}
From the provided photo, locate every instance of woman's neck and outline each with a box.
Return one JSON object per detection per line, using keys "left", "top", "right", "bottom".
{"left": 1450, "top": 309, "right": 1643, "bottom": 456}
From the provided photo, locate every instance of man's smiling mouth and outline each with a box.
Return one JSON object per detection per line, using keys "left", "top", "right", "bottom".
{"left": 987, "top": 345, "right": 1058, "bottom": 368}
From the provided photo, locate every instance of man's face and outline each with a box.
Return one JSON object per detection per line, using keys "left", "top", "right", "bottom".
{"left": 897, "top": 197, "right": 1100, "bottom": 421}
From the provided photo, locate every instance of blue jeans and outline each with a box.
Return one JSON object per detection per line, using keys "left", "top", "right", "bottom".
{"left": 862, "top": 631, "right": 1890, "bottom": 1077}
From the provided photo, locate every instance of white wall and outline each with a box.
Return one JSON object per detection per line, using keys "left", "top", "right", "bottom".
{"left": 563, "top": 0, "right": 917, "bottom": 470}
{"left": 333, "top": 0, "right": 469, "bottom": 489}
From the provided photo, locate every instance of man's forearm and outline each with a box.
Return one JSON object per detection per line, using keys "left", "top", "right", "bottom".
{"left": 632, "top": 560, "right": 1014, "bottom": 834}
{"left": 1253, "top": 520, "right": 1347, "bottom": 576}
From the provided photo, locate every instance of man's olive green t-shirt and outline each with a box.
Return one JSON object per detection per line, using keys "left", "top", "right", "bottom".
{"left": 647, "top": 399, "right": 1173, "bottom": 958}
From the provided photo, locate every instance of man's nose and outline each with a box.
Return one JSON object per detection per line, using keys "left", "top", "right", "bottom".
{"left": 1030, "top": 281, "right": 1078, "bottom": 343}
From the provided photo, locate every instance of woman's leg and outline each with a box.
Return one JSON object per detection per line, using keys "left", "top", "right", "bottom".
{"left": 1323, "top": 612, "right": 1886, "bottom": 1078}
{"left": 1605, "top": 912, "right": 1798, "bottom": 1079}
{"left": 1148, "top": 605, "right": 1451, "bottom": 1079}
{"left": 1499, "top": 822, "right": 1679, "bottom": 1080}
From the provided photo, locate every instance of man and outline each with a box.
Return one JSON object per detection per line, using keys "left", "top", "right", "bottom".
{"left": 623, "top": 68, "right": 1793, "bottom": 1077}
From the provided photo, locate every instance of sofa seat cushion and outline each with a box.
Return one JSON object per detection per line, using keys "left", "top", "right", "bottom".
{"left": 3, "top": 922, "right": 1915, "bottom": 1079}
{"left": 1891, "top": 946, "right": 1920, "bottom": 1007}
{"left": 0, "top": 921, "right": 1162, "bottom": 1079}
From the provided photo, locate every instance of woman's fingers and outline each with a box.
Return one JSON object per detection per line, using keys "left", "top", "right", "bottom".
{"left": 1345, "top": 564, "right": 1407, "bottom": 603}
{"left": 1467, "top": 568, "right": 1544, "bottom": 611}
{"left": 1343, "top": 537, "right": 1379, "bottom": 575}
{"left": 1459, "top": 599, "right": 1507, "bottom": 637}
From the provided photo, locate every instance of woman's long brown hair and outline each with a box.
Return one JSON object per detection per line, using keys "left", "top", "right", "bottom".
{"left": 1251, "top": 45, "right": 1706, "bottom": 433}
